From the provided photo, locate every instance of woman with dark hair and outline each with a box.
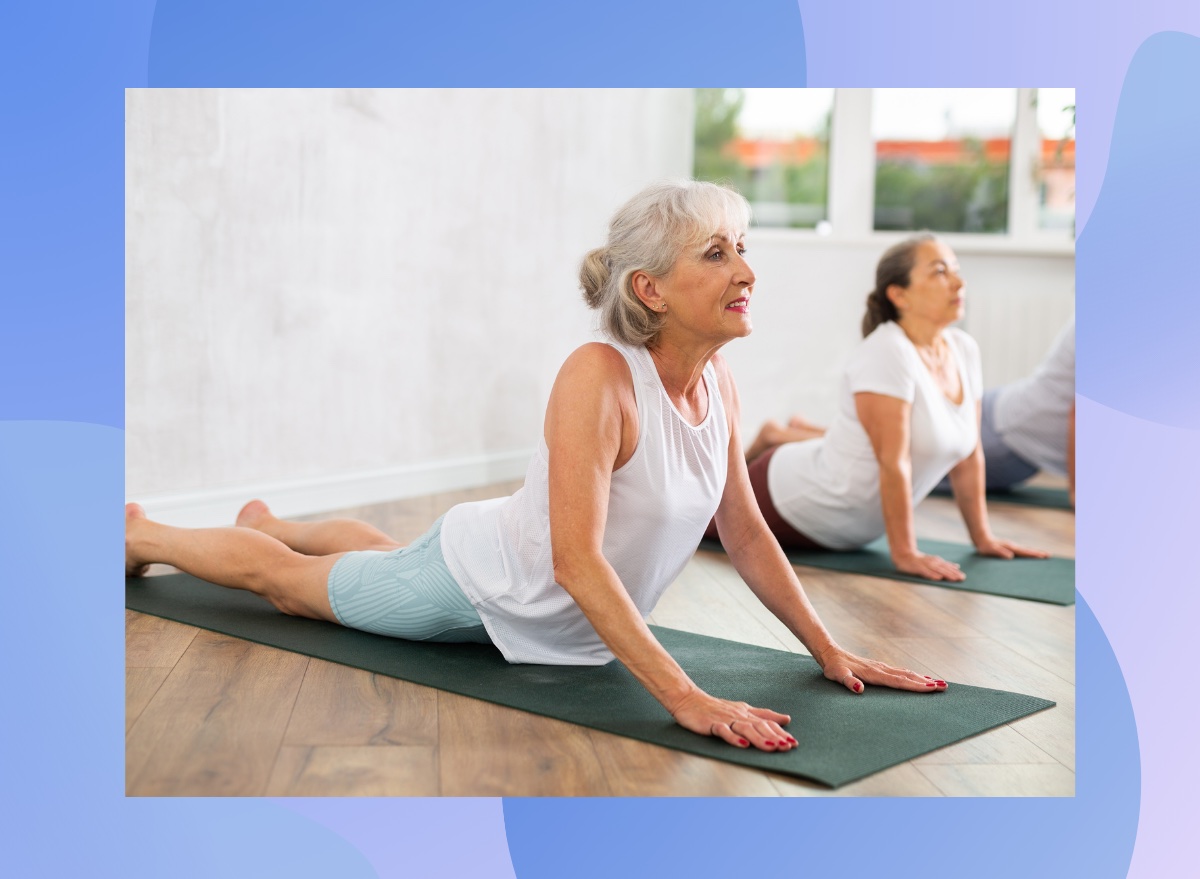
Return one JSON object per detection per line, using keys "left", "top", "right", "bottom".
{"left": 726, "top": 235, "right": 1047, "bottom": 582}
{"left": 127, "top": 181, "right": 947, "bottom": 755}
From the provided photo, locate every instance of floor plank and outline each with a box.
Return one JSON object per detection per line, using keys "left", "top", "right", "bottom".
{"left": 125, "top": 609, "right": 198, "bottom": 667}
{"left": 126, "top": 630, "right": 308, "bottom": 796}
{"left": 916, "top": 762, "right": 1075, "bottom": 797}
{"left": 264, "top": 744, "right": 439, "bottom": 796}
{"left": 770, "top": 762, "right": 945, "bottom": 797}
{"left": 437, "top": 692, "right": 613, "bottom": 796}
{"left": 125, "top": 666, "right": 171, "bottom": 734}
{"left": 589, "top": 730, "right": 782, "bottom": 797}
{"left": 283, "top": 658, "right": 438, "bottom": 747}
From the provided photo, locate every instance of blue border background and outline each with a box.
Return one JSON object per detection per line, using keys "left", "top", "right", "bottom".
{"left": 5, "top": 2, "right": 1198, "bottom": 876}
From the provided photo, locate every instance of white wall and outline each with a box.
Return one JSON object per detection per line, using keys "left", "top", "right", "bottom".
{"left": 126, "top": 89, "right": 693, "bottom": 523}
{"left": 126, "top": 89, "right": 1074, "bottom": 526}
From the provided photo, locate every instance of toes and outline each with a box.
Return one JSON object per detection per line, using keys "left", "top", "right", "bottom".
{"left": 235, "top": 499, "right": 271, "bottom": 528}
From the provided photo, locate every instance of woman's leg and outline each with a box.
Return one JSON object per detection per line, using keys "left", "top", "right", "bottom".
{"left": 978, "top": 389, "right": 1040, "bottom": 490}
{"left": 235, "top": 499, "right": 401, "bottom": 555}
{"left": 126, "top": 503, "right": 342, "bottom": 623}
{"left": 704, "top": 446, "right": 828, "bottom": 551}
{"left": 745, "top": 418, "right": 826, "bottom": 463}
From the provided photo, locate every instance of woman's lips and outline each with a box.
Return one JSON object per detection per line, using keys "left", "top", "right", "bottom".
{"left": 726, "top": 297, "right": 750, "bottom": 313}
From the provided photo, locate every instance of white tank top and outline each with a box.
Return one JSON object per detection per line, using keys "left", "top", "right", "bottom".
{"left": 440, "top": 340, "right": 729, "bottom": 665}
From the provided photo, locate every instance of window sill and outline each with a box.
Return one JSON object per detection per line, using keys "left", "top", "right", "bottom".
{"left": 746, "top": 226, "right": 1076, "bottom": 257}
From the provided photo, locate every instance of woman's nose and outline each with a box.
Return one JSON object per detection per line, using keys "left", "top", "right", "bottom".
{"left": 735, "top": 254, "right": 756, "bottom": 286}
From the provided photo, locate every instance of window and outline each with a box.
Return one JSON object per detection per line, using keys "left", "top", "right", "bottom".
{"left": 1036, "top": 88, "right": 1076, "bottom": 230}
{"left": 693, "top": 88, "right": 835, "bottom": 230}
{"left": 872, "top": 89, "right": 1017, "bottom": 234}
{"left": 691, "top": 88, "right": 1073, "bottom": 250}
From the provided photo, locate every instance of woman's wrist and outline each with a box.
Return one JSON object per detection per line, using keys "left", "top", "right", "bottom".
{"left": 969, "top": 527, "right": 996, "bottom": 548}
{"left": 809, "top": 639, "right": 841, "bottom": 669}
{"left": 661, "top": 681, "right": 705, "bottom": 718}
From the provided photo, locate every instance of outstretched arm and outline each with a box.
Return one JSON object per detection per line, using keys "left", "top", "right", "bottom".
{"left": 856, "top": 392, "right": 965, "bottom": 581}
{"left": 546, "top": 345, "right": 793, "bottom": 752}
{"left": 948, "top": 401, "right": 1050, "bottom": 559}
{"left": 712, "top": 358, "right": 944, "bottom": 695}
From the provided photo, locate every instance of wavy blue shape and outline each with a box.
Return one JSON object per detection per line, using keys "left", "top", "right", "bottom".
{"left": 504, "top": 591, "right": 1137, "bottom": 877}
{"left": 0, "top": 3, "right": 153, "bottom": 427}
{"left": 0, "top": 421, "right": 372, "bottom": 878}
{"left": 1078, "top": 31, "right": 1200, "bottom": 427}
{"left": 146, "top": 0, "right": 807, "bottom": 86}
{"left": 276, "top": 799, "right": 517, "bottom": 879}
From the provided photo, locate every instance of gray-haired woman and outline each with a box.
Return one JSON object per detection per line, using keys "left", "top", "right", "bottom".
{"left": 126, "top": 181, "right": 946, "bottom": 754}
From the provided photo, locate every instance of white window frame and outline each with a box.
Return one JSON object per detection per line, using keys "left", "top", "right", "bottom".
{"left": 741, "top": 88, "right": 1075, "bottom": 257}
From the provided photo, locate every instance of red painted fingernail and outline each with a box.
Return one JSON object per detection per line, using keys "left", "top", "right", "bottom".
{"left": 765, "top": 741, "right": 775, "bottom": 746}
{"left": 926, "top": 682, "right": 935, "bottom": 687}
{"left": 788, "top": 737, "right": 797, "bottom": 743}
{"left": 854, "top": 683, "right": 862, "bottom": 692}
{"left": 924, "top": 676, "right": 933, "bottom": 680}
{"left": 935, "top": 680, "right": 946, "bottom": 686}
{"left": 739, "top": 738, "right": 748, "bottom": 746}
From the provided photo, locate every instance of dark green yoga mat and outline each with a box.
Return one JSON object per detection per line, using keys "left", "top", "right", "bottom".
{"left": 700, "top": 537, "right": 1076, "bottom": 606}
{"left": 931, "top": 484, "right": 1073, "bottom": 510}
{"left": 126, "top": 572, "right": 1055, "bottom": 788}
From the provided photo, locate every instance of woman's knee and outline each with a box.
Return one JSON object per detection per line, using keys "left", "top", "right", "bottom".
{"left": 258, "top": 554, "right": 340, "bottom": 622}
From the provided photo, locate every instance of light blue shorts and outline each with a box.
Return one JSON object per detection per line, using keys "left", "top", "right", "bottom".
{"left": 326, "top": 515, "right": 492, "bottom": 644}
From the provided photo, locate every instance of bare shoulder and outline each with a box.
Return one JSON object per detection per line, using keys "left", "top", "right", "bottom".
{"left": 554, "top": 342, "right": 635, "bottom": 397}
{"left": 547, "top": 342, "right": 638, "bottom": 464}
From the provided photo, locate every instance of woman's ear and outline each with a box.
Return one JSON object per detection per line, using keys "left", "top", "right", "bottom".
{"left": 631, "top": 270, "right": 666, "bottom": 313}
{"left": 885, "top": 282, "right": 907, "bottom": 315}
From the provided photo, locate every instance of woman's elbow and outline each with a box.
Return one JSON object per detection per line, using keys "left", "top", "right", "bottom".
{"left": 551, "top": 547, "right": 600, "bottom": 587}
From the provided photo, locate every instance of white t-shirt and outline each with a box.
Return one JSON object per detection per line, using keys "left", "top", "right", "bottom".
{"left": 440, "top": 340, "right": 729, "bottom": 666}
{"left": 992, "top": 316, "right": 1074, "bottom": 475}
{"left": 767, "top": 321, "right": 983, "bottom": 550}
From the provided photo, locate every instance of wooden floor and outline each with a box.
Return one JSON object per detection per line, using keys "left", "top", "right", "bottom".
{"left": 126, "top": 478, "right": 1075, "bottom": 797}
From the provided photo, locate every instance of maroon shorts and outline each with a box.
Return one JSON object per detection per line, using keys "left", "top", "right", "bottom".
{"left": 704, "top": 444, "right": 828, "bottom": 551}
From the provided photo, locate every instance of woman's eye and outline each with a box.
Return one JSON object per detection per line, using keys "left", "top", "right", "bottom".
{"left": 737, "top": 246, "right": 747, "bottom": 256}
{"left": 708, "top": 250, "right": 723, "bottom": 260}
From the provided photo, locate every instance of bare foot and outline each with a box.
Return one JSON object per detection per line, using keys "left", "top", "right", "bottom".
{"left": 745, "top": 419, "right": 785, "bottom": 463}
{"left": 125, "top": 503, "right": 150, "bottom": 578}
{"left": 787, "top": 414, "right": 826, "bottom": 435}
{"left": 235, "top": 499, "right": 274, "bottom": 531}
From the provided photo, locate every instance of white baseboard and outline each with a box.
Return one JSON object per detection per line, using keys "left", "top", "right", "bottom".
{"left": 130, "top": 449, "right": 533, "bottom": 528}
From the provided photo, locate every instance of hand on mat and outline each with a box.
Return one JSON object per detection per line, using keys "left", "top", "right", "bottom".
{"left": 891, "top": 550, "right": 966, "bottom": 582}
{"left": 818, "top": 646, "right": 948, "bottom": 695}
{"left": 974, "top": 536, "right": 1051, "bottom": 560}
{"left": 669, "top": 690, "right": 796, "bottom": 752}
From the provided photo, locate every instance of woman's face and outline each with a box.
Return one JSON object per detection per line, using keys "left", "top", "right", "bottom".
{"left": 889, "top": 240, "right": 965, "bottom": 327}
{"left": 654, "top": 232, "right": 756, "bottom": 344}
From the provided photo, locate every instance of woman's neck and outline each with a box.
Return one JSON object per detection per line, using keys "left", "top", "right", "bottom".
{"left": 896, "top": 316, "right": 946, "bottom": 350}
{"left": 646, "top": 334, "right": 719, "bottom": 401}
